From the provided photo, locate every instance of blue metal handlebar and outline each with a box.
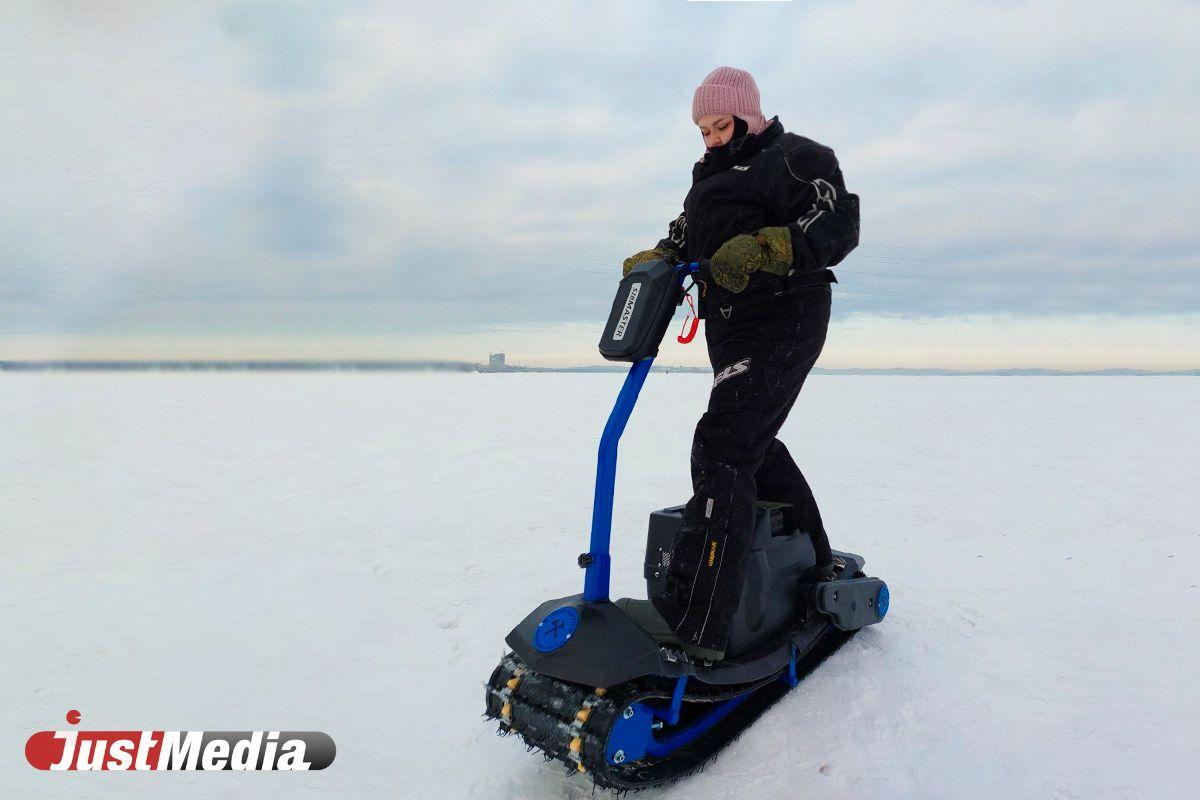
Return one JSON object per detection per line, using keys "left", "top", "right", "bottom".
{"left": 581, "top": 261, "right": 703, "bottom": 603}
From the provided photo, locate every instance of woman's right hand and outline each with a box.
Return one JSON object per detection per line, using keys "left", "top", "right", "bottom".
{"left": 622, "top": 246, "right": 679, "bottom": 278}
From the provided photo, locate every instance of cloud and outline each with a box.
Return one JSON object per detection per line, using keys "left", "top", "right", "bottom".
{"left": 1, "top": 0, "right": 1198, "bottom": 357}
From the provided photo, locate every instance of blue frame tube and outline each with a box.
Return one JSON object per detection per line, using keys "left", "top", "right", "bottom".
{"left": 582, "top": 356, "right": 655, "bottom": 602}
{"left": 662, "top": 674, "right": 689, "bottom": 725}
{"left": 646, "top": 693, "right": 752, "bottom": 758}
{"left": 581, "top": 261, "right": 700, "bottom": 604}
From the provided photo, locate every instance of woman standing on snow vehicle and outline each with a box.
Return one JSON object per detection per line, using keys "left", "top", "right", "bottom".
{"left": 622, "top": 66, "right": 860, "bottom": 659}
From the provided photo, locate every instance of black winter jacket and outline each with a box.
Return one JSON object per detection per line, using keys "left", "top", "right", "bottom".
{"left": 655, "top": 117, "right": 860, "bottom": 317}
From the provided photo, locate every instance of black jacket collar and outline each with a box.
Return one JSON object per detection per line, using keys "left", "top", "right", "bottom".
{"left": 693, "top": 116, "right": 784, "bottom": 183}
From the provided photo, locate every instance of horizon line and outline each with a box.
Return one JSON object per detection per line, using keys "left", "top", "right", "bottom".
{"left": 1, "top": 359, "right": 1197, "bottom": 377}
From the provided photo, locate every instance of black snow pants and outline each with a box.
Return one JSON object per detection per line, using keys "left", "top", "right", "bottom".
{"left": 651, "top": 284, "right": 833, "bottom": 652}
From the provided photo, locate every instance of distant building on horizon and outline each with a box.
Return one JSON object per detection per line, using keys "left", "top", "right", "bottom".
{"left": 488, "top": 352, "right": 506, "bottom": 370}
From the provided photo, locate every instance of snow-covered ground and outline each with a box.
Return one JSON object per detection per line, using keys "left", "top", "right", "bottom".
{"left": 2, "top": 372, "right": 1197, "bottom": 799}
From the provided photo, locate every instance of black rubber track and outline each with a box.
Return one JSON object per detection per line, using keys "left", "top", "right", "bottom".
{"left": 485, "top": 624, "right": 855, "bottom": 790}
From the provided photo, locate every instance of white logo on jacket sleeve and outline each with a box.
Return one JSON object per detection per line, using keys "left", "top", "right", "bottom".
{"left": 796, "top": 178, "right": 839, "bottom": 232}
{"left": 668, "top": 212, "right": 687, "bottom": 249}
{"left": 712, "top": 357, "right": 751, "bottom": 388}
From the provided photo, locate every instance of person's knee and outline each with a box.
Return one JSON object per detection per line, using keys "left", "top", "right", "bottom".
{"left": 694, "top": 409, "right": 772, "bottom": 467}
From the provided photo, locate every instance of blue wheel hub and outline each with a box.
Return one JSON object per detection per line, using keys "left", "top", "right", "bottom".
{"left": 876, "top": 583, "right": 890, "bottom": 620}
{"left": 533, "top": 606, "right": 579, "bottom": 653}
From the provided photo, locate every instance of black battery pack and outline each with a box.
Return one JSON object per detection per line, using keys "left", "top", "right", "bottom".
{"left": 597, "top": 259, "right": 682, "bottom": 362}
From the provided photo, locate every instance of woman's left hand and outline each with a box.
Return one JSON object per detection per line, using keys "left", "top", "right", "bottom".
{"left": 710, "top": 227, "right": 793, "bottom": 292}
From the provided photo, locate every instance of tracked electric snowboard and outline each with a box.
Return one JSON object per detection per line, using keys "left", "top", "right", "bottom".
{"left": 483, "top": 259, "right": 889, "bottom": 789}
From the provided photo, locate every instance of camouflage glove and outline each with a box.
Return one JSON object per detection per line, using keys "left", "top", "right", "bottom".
{"left": 622, "top": 246, "right": 678, "bottom": 278}
{"left": 709, "top": 227, "right": 793, "bottom": 293}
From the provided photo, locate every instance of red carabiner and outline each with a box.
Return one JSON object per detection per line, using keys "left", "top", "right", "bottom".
{"left": 677, "top": 290, "right": 699, "bottom": 344}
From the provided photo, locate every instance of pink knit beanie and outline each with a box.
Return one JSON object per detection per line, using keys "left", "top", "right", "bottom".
{"left": 692, "top": 66, "right": 769, "bottom": 136}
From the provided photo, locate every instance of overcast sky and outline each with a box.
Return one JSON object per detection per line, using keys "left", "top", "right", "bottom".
{"left": 1, "top": 1, "right": 1197, "bottom": 368}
